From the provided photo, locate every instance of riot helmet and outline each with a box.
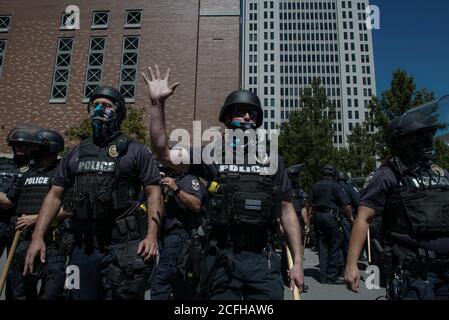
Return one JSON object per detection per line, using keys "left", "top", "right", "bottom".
{"left": 321, "top": 164, "right": 336, "bottom": 179}
{"left": 6, "top": 124, "right": 43, "bottom": 166}
{"left": 337, "top": 171, "right": 348, "bottom": 182}
{"left": 385, "top": 95, "right": 449, "bottom": 164}
{"left": 35, "top": 129, "right": 65, "bottom": 155}
{"left": 219, "top": 90, "right": 263, "bottom": 129}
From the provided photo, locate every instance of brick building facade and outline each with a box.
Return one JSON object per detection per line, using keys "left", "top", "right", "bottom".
{"left": 0, "top": 0, "right": 241, "bottom": 153}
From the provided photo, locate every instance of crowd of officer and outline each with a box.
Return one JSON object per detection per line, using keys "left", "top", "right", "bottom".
{"left": 1, "top": 64, "right": 448, "bottom": 300}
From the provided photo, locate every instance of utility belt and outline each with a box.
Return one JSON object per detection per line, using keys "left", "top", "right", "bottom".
{"left": 75, "top": 202, "right": 147, "bottom": 247}
{"left": 390, "top": 244, "right": 449, "bottom": 278}
{"left": 211, "top": 229, "right": 270, "bottom": 251}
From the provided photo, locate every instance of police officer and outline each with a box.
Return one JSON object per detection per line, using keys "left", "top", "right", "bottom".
{"left": 310, "top": 165, "right": 353, "bottom": 284}
{"left": 141, "top": 65, "right": 304, "bottom": 300}
{"left": 0, "top": 129, "right": 69, "bottom": 300}
{"left": 0, "top": 125, "right": 41, "bottom": 299}
{"left": 150, "top": 163, "right": 207, "bottom": 300}
{"left": 345, "top": 96, "right": 449, "bottom": 300}
{"left": 336, "top": 171, "right": 360, "bottom": 271}
{"left": 24, "top": 86, "right": 163, "bottom": 300}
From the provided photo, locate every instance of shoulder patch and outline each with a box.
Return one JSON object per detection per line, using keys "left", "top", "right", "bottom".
{"left": 192, "top": 179, "right": 200, "bottom": 191}
{"left": 19, "top": 165, "right": 30, "bottom": 173}
{"left": 109, "top": 145, "right": 119, "bottom": 158}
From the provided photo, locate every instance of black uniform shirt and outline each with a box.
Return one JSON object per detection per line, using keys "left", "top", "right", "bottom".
{"left": 339, "top": 181, "right": 360, "bottom": 209}
{"left": 163, "top": 174, "right": 207, "bottom": 231}
{"left": 53, "top": 140, "right": 161, "bottom": 189}
{"left": 360, "top": 165, "right": 449, "bottom": 255}
{"left": 310, "top": 179, "right": 350, "bottom": 211}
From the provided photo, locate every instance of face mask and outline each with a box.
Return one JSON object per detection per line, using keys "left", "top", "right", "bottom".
{"left": 90, "top": 103, "right": 119, "bottom": 144}
{"left": 398, "top": 130, "right": 435, "bottom": 168}
{"left": 230, "top": 120, "right": 256, "bottom": 131}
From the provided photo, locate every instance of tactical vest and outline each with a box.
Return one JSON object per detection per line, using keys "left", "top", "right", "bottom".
{"left": 206, "top": 162, "right": 280, "bottom": 232}
{"left": 383, "top": 158, "right": 449, "bottom": 241}
{"left": 0, "top": 157, "right": 18, "bottom": 193}
{"left": 74, "top": 135, "right": 139, "bottom": 233}
{"left": 15, "top": 163, "right": 57, "bottom": 216}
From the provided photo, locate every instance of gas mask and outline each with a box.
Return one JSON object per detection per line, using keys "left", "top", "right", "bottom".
{"left": 89, "top": 103, "right": 120, "bottom": 144}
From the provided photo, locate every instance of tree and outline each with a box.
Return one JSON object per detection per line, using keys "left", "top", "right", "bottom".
{"left": 279, "top": 79, "right": 336, "bottom": 190}
{"left": 368, "top": 69, "right": 436, "bottom": 158}
{"left": 65, "top": 105, "right": 149, "bottom": 145}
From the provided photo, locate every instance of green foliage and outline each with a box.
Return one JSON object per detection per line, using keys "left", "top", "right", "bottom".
{"left": 279, "top": 79, "right": 337, "bottom": 190}
{"left": 434, "top": 139, "right": 449, "bottom": 170}
{"left": 279, "top": 70, "right": 441, "bottom": 189}
{"left": 64, "top": 105, "right": 149, "bottom": 145}
{"left": 367, "top": 70, "right": 436, "bottom": 159}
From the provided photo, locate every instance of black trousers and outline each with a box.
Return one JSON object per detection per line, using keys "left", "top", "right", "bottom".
{"left": 314, "top": 212, "right": 342, "bottom": 283}
{"left": 205, "top": 245, "right": 284, "bottom": 300}
{"left": 8, "top": 240, "right": 66, "bottom": 300}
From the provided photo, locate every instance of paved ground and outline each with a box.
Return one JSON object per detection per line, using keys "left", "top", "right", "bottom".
{"left": 1, "top": 248, "right": 386, "bottom": 300}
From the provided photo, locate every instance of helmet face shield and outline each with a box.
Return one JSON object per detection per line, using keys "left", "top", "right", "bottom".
{"left": 400, "top": 95, "right": 449, "bottom": 138}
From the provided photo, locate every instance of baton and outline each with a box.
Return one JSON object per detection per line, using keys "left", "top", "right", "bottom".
{"left": 286, "top": 245, "right": 301, "bottom": 300}
{"left": 0, "top": 230, "right": 22, "bottom": 296}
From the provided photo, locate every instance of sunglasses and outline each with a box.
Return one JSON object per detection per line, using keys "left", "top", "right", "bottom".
{"left": 230, "top": 106, "right": 259, "bottom": 119}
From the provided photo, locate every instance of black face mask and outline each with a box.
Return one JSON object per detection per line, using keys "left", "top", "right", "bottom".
{"left": 89, "top": 104, "right": 120, "bottom": 145}
{"left": 396, "top": 130, "right": 436, "bottom": 168}
{"left": 13, "top": 153, "right": 33, "bottom": 167}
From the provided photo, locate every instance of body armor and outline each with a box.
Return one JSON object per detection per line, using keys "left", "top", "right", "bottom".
{"left": 15, "top": 164, "right": 57, "bottom": 216}
{"left": 73, "top": 135, "right": 139, "bottom": 235}
{"left": 383, "top": 158, "right": 449, "bottom": 241}
{"left": 206, "top": 162, "right": 280, "bottom": 232}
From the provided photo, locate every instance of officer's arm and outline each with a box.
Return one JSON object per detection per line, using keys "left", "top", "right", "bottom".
{"left": 142, "top": 65, "right": 187, "bottom": 172}
{"left": 31, "top": 185, "right": 65, "bottom": 240}
{"left": 346, "top": 206, "right": 376, "bottom": 268}
{"left": 0, "top": 191, "right": 13, "bottom": 209}
{"left": 176, "top": 190, "right": 202, "bottom": 213}
{"left": 145, "top": 185, "right": 163, "bottom": 239}
{"left": 343, "top": 204, "right": 354, "bottom": 223}
{"left": 280, "top": 200, "right": 303, "bottom": 265}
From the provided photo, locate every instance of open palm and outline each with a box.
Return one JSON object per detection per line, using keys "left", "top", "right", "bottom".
{"left": 142, "top": 65, "right": 180, "bottom": 102}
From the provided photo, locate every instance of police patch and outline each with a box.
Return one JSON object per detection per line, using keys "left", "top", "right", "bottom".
{"left": 431, "top": 164, "right": 445, "bottom": 177}
{"left": 109, "top": 145, "right": 119, "bottom": 158}
{"left": 19, "top": 165, "right": 30, "bottom": 173}
{"left": 192, "top": 179, "right": 200, "bottom": 191}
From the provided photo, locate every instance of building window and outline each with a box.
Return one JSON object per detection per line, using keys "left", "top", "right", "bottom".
{"left": 119, "top": 36, "right": 140, "bottom": 101}
{"left": 50, "top": 38, "right": 74, "bottom": 103}
{"left": 125, "top": 10, "right": 142, "bottom": 28}
{"left": 0, "top": 39, "right": 7, "bottom": 76}
{"left": 0, "top": 15, "right": 11, "bottom": 32}
{"left": 92, "top": 11, "right": 109, "bottom": 29}
{"left": 83, "top": 37, "right": 106, "bottom": 101}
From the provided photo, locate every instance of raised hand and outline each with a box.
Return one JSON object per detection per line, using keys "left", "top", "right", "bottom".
{"left": 141, "top": 65, "right": 180, "bottom": 103}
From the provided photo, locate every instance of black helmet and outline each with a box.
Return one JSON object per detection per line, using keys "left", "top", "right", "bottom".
{"left": 385, "top": 112, "right": 438, "bottom": 149}
{"left": 88, "top": 86, "right": 127, "bottom": 121}
{"left": 321, "top": 164, "right": 336, "bottom": 178}
{"left": 219, "top": 90, "right": 263, "bottom": 128}
{"left": 7, "top": 124, "right": 42, "bottom": 146}
{"left": 337, "top": 171, "right": 348, "bottom": 181}
{"left": 35, "top": 129, "right": 65, "bottom": 154}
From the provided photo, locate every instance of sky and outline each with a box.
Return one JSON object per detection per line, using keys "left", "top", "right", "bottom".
{"left": 370, "top": 0, "right": 449, "bottom": 99}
